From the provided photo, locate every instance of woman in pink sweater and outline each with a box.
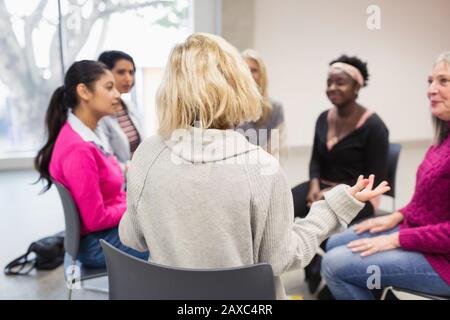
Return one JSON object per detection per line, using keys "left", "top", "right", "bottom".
{"left": 35, "top": 60, "right": 148, "bottom": 268}
{"left": 321, "top": 52, "right": 450, "bottom": 299}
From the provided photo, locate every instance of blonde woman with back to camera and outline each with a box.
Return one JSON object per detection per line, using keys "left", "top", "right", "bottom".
{"left": 118, "top": 33, "right": 390, "bottom": 299}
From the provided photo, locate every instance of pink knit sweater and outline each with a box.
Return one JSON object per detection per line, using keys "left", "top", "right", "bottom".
{"left": 49, "top": 122, "right": 126, "bottom": 236}
{"left": 398, "top": 130, "right": 450, "bottom": 286}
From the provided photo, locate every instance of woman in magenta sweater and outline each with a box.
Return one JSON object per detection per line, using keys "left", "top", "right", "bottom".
{"left": 35, "top": 60, "right": 148, "bottom": 268}
{"left": 321, "top": 52, "right": 450, "bottom": 299}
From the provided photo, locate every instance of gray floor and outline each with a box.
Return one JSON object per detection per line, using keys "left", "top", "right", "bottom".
{"left": 0, "top": 141, "right": 428, "bottom": 300}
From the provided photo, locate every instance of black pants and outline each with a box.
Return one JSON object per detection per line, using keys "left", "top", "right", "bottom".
{"left": 291, "top": 181, "right": 374, "bottom": 225}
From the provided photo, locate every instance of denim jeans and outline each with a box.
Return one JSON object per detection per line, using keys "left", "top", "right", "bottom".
{"left": 77, "top": 227, "right": 149, "bottom": 268}
{"left": 321, "top": 226, "right": 450, "bottom": 300}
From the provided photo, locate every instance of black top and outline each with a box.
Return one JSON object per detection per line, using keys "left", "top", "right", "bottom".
{"left": 309, "top": 110, "right": 389, "bottom": 186}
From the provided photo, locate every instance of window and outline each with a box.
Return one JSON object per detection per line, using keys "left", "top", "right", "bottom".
{"left": 0, "top": 0, "right": 191, "bottom": 157}
{"left": 0, "top": 1, "right": 61, "bottom": 155}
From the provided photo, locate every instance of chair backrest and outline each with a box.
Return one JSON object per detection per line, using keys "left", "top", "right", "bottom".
{"left": 100, "top": 240, "right": 276, "bottom": 300}
{"left": 386, "top": 143, "right": 402, "bottom": 198}
{"left": 53, "top": 182, "right": 81, "bottom": 260}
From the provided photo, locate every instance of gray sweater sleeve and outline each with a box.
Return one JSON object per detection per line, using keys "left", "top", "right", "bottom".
{"left": 250, "top": 166, "right": 364, "bottom": 276}
{"left": 119, "top": 137, "right": 166, "bottom": 252}
{"left": 118, "top": 150, "right": 148, "bottom": 252}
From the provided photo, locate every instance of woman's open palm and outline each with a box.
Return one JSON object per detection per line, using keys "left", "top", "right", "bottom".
{"left": 349, "top": 174, "right": 390, "bottom": 203}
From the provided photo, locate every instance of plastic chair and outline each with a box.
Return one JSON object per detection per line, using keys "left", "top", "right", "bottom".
{"left": 100, "top": 240, "right": 276, "bottom": 300}
{"left": 54, "top": 182, "right": 108, "bottom": 299}
{"left": 381, "top": 286, "right": 450, "bottom": 300}
{"left": 376, "top": 143, "right": 402, "bottom": 215}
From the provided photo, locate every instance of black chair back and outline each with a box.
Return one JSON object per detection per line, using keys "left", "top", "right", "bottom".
{"left": 100, "top": 240, "right": 276, "bottom": 300}
{"left": 386, "top": 143, "right": 402, "bottom": 198}
{"left": 54, "top": 182, "right": 81, "bottom": 260}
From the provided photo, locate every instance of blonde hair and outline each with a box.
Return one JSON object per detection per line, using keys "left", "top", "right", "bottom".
{"left": 156, "top": 33, "right": 262, "bottom": 136}
{"left": 241, "top": 49, "right": 272, "bottom": 127}
{"left": 433, "top": 52, "right": 450, "bottom": 145}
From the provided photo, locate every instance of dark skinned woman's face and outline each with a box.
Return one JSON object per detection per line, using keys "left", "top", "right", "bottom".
{"left": 326, "top": 69, "right": 359, "bottom": 107}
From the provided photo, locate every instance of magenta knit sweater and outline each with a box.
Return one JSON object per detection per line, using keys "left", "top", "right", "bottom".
{"left": 49, "top": 122, "right": 126, "bottom": 236}
{"left": 398, "top": 130, "right": 450, "bottom": 286}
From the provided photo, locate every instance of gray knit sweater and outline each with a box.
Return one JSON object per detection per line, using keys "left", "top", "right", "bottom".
{"left": 119, "top": 127, "right": 364, "bottom": 299}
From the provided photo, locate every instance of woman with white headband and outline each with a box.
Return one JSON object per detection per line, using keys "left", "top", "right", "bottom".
{"left": 291, "top": 55, "right": 389, "bottom": 295}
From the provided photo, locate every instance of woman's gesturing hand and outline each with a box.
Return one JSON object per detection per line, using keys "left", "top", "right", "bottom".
{"left": 348, "top": 174, "right": 390, "bottom": 203}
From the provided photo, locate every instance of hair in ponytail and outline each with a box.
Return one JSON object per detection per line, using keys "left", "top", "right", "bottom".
{"left": 34, "top": 60, "right": 108, "bottom": 192}
{"left": 34, "top": 86, "right": 67, "bottom": 192}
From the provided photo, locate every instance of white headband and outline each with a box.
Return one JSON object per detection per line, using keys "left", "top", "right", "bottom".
{"left": 329, "top": 62, "right": 365, "bottom": 87}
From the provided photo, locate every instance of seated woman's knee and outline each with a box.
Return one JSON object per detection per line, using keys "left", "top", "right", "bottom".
{"left": 326, "top": 227, "right": 358, "bottom": 252}
{"left": 321, "top": 246, "right": 354, "bottom": 279}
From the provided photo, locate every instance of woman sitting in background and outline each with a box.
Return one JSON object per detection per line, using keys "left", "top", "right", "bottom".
{"left": 292, "top": 55, "right": 389, "bottom": 222}
{"left": 236, "top": 49, "right": 286, "bottom": 160}
{"left": 118, "top": 33, "right": 390, "bottom": 299}
{"left": 291, "top": 55, "right": 389, "bottom": 294}
{"left": 98, "top": 50, "right": 143, "bottom": 169}
{"left": 321, "top": 52, "right": 450, "bottom": 300}
{"left": 34, "top": 60, "right": 148, "bottom": 268}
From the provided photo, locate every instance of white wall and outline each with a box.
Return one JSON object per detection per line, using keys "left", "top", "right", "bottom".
{"left": 253, "top": 0, "right": 450, "bottom": 146}
{"left": 221, "top": 0, "right": 255, "bottom": 51}
{"left": 191, "top": 0, "right": 221, "bottom": 34}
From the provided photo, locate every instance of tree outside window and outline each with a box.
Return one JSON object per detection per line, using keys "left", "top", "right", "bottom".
{"left": 0, "top": 0, "right": 190, "bottom": 156}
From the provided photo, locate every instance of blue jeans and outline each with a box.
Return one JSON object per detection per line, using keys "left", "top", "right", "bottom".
{"left": 321, "top": 226, "right": 450, "bottom": 300}
{"left": 78, "top": 227, "right": 149, "bottom": 268}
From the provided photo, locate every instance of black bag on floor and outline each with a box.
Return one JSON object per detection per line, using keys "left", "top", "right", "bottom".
{"left": 4, "top": 235, "right": 65, "bottom": 275}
